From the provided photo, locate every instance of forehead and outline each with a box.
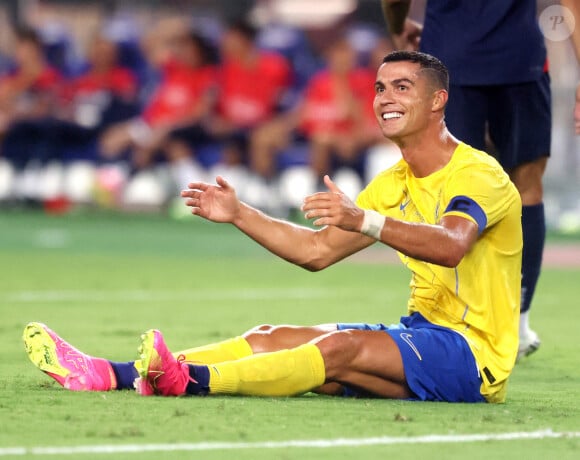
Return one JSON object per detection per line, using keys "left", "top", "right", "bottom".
{"left": 376, "top": 61, "right": 423, "bottom": 83}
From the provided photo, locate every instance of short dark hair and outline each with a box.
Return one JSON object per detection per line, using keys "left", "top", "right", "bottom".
{"left": 382, "top": 51, "right": 449, "bottom": 91}
{"left": 187, "top": 31, "right": 218, "bottom": 65}
{"left": 227, "top": 19, "right": 258, "bottom": 42}
{"left": 14, "top": 25, "right": 42, "bottom": 47}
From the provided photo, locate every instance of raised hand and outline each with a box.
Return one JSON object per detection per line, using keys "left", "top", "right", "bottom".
{"left": 392, "top": 18, "right": 422, "bottom": 51}
{"left": 301, "top": 175, "right": 364, "bottom": 232}
{"left": 181, "top": 176, "right": 241, "bottom": 223}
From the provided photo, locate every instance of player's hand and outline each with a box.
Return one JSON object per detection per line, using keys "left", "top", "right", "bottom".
{"left": 574, "top": 83, "right": 580, "bottom": 135}
{"left": 302, "top": 175, "right": 364, "bottom": 232}
{"left": 392, "top": 19, "right": 422, "bottom": 51}
{"left": 181, "top": 176, "right": 240, "bottom": 223}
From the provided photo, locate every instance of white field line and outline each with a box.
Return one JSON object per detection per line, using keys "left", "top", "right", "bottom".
{"left": 1, "top": 288, "right": 348, "bottom": 303}
{"left": 2, "top": 288, "right": 392, "bottom": 304}
{"left": 0, "top": 429, "right": 578, "bottom": 457}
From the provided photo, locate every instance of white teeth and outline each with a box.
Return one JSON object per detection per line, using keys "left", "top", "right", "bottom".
{"left": 382, "top": 112, "right": 403, "bottom": 120}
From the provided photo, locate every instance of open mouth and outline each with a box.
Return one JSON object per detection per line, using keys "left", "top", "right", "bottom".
{"left": 382, "top": 112, "right": 404, "bottom": 120}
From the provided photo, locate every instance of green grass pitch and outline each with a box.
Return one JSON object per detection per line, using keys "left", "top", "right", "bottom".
{"left": 1, "top": 210, "right": 579, "bottom": 459}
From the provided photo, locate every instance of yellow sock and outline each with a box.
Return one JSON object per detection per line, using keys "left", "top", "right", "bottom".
{"left": 174, "top": 336, "right": 254, "bottom": 363}
{"left": 207, "top": 343, "right": 326, "bottom": 396}
{"left": 133, "top": 336, "right": 253, "bottom": 374}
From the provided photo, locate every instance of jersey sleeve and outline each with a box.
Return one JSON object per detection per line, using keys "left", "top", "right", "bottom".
{"left": 442, "top": 165, "right": 519, "bottom": 234}
{"left": 355, "top": 174, "right": 379, "bottom": 210}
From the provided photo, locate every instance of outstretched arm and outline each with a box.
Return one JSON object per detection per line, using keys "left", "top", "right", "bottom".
{"left": 181, "top": 177, "right": 375, "bottom": 271}
{"left": 303, "top": 176, "right": 479, "bottom": 268}
{"left": 381, "top": 0, "right": 422, "bottom": 51}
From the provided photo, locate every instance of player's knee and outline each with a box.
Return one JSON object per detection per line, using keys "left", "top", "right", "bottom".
{"left": 315, "top": 330, "right": 361, "bottom": 378}
{"left": 244, "top": 324, "right": 275, "bottom": 335}
{"left": 510, "top": 158, "right": 547, "bottom": 205}
{"left": 242, "top": 324, "right": 278, "bottom": 353}
{"left": 243, "top": 324, "right": 293, "bottom": 353}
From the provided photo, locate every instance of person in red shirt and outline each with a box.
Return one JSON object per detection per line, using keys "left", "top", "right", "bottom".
{"left": 99, "top": 22, "right": 217, "bottom": 175}
{"left": 60, "top": 34, "right": 138, "bottom": 130}
{"left": 206, "top": 19, "right": 291, "bottom": 166}
{"left": 250, "top": 36, "right": 376, "bottom": 180}
{"left": 0, "top": 27, "right": 61, "bottom": 132}
{"left": 0, "top": 26, "right": 63, "bottom": 170}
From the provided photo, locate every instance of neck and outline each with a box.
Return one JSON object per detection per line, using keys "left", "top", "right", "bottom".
{"left": 237, "top": 47, "right": 257, "bottom": 66}
{"left": 394, "top": 122, "right": 459, "bottom": 178}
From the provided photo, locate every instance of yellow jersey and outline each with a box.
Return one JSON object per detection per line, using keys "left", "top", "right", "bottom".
{"left": 356, "top": 142, "right": 522, "bottom": 403}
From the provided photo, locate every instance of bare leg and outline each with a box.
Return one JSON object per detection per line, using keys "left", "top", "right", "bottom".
{"left": 243, "top": 324, "right": 347, "bottom": 395}
{"left": 509, "top": 156, "right": 547, "bottom": 356}
{"left": 243, "top": 324, "right": 337, "bottom": 353}
{"left": 248, "top": 119, "right": 291, "bottom": 179}
{"left": 314, "top": 329, "right": 411, "bottom": 398}
{"left": 245, "top": 325, "right": 410, "bottom": 398}
{"left": 509, "top": 157, "right": 547, "bottom": 206}
{"left": 309, "top": 137, "right": 333, "bottom": 179}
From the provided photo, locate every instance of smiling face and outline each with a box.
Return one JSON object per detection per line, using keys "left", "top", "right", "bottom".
{"left": 373, "top": 60, "right": 447, "bottom": 143}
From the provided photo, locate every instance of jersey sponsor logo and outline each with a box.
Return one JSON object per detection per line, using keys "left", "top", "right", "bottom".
{"left": 400, "top": 333, "right": 422, "bottom": 361}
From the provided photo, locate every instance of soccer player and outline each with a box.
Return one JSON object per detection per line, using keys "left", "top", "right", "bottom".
{"left": 380, "top": 0, "right": 551, "bottom": 359}
{"left": 24, "top": 51, "right": 522, "bottom": 403}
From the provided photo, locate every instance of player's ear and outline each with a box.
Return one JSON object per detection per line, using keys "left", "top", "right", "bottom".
{"left": 431, "top": 89, "right": 448, "bottom": 112}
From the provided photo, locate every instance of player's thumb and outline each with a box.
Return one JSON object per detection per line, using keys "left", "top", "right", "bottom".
{"left": 215, "top": 175, "right": 231, "bottom": 190}
{"left": 324, "top": 175, "right": 343, "bottom": 194}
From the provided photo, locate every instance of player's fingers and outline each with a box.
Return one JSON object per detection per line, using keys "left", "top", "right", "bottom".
{"left": 323, "top": 175, "right": 343, "bottom": 194}
{"left": 184, "top": 198, "right": 200, "bottom": 207}
{"left": 304, "top": 207, "right": 334, "bottom": 220}
{"left": 187, "top": 182, "right": 209, "bottom": 191}
{"left": 312, "top": 217, "right": 334, "bottom": 227}
{"left": 303, "top": 191, "right": 335, "bottom": 203}
{"left": 181, "top": 189, "right": 202, "bottom": 198}
{"left": 301, "top": 199, "right": 333, "bottom": 212}
{"left": 215, "top": 175, "right": 231, "bottom": 190}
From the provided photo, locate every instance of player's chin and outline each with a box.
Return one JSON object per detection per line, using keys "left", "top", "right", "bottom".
{"left": 379, "top": 125, "right": 401, "bottom": 139}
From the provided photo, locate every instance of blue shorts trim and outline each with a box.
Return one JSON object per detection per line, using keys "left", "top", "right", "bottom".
{"left": 337, "top": 313, "right": 485, "bottom": 403}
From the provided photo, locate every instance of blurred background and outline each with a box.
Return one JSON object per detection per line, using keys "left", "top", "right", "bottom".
{"left": 0, "top": 0, "right": 577, "bottom": 231}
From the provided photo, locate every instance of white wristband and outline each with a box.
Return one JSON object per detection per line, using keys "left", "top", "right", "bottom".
{"left": 360, "top": 210, "right": 385, "bottom": 240}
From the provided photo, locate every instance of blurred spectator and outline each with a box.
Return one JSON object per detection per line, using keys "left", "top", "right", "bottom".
{"left": 0, "top": 26, "right": 63, "bottom": 172}
{"left": 99, "top": 21, "right": 217, "bottom": 188}
{"left": 0, "top": 26, "right": 61, "bottom": 125}
{"left": 60, "top": 34, "right": 138, "bottom": 131}
{"left": 206, "top": 19, "right": 292, "bottom": 167}
{"left": 249, "top": 35, "right": 376, "bottom": 181}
